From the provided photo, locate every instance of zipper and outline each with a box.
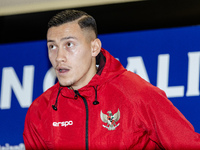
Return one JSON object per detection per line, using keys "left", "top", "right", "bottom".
{"left": 74, "top": 90, "right": 89, "bottom": 150}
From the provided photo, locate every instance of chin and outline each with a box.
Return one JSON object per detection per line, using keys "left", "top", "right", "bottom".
{"left": 58, "top": 80, "right": 74, "bottom": 87}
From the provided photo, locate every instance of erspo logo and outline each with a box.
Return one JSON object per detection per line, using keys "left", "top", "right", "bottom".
{"left": 53, "top": 121, "right": 73, "bottom": 127}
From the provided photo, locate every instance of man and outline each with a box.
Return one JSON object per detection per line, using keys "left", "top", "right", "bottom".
{"left": 23, "top": 10, "right": 200, "bottom": 149}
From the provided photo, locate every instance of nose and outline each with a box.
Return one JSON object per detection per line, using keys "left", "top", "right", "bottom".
{"left": 56, "top": 48, "right": 66, "bottom": 63}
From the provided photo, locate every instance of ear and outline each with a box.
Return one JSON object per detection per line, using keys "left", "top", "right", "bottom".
{"left": 91, "top": 38, "right": 102, "bottom": 57}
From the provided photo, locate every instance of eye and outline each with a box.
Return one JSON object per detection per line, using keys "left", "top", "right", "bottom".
{"left": 49, "top": 44, "right": 57, "bottom": 50}
{"left": 66, "top": 42, "right": 74, "bottom": 48}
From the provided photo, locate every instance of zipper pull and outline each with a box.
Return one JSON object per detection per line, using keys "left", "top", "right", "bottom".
{"left": 74, "top": 90, "right": 79, "bottom": 99}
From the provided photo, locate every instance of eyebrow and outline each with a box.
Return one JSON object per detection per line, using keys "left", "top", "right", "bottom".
{"left": 47, "top": 36, "right": 77, "bottom": 43}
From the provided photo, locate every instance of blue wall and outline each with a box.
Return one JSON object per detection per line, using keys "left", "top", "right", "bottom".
{"left": 0, "top": 25, "right": 200, "bottom": 148}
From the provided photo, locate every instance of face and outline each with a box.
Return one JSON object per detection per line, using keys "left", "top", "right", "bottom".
{"left": 47, "top": 21, "right": 101, "bottom": 90}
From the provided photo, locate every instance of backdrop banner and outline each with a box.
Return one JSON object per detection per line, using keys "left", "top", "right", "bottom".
{"left": 1, "top": 25, "right": 200, "bottom": 148}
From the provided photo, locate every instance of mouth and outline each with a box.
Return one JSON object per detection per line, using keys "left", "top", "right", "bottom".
{"left": 56, "top": 67, "right": 70, "bottom": 74}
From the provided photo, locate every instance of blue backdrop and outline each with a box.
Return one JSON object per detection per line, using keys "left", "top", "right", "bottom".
{"left": 0, "top": 25, "right": 200, "bottom": 148}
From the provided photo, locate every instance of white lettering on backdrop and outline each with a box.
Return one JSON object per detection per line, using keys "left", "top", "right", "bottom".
{"left": 0, "top": 52, "right": 200, "bottom": 109}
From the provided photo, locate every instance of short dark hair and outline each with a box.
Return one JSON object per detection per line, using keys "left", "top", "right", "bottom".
{"left": 48, "top": 10, "right": 98, "bottom": 37}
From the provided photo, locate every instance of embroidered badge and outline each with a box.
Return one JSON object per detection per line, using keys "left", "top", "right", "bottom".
{"left": 100, "top": 109, "right": 120, "bottom": 130}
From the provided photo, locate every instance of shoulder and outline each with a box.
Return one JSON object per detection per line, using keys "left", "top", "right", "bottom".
{"left": 31, "top": 83, "right": 58, "bottom": 108}
{"left": 117, "top": 71, "right": 167, "bottom": 101}
{"left": 26, "top": 83, "right": 59, "bottom": 120}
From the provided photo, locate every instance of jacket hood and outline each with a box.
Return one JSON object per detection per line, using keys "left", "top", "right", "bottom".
{"left": 91, "top": 48, "right": 126, "bottom": 87}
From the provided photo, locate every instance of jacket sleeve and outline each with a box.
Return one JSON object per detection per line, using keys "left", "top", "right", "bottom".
{"left": 140, "top": 87, "right": 200, "bottom": 149}
{"left": 23, "top": 108, "right": 48, "bottom": 150}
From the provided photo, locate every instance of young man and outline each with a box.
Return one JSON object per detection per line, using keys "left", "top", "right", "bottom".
{"left": 23, "top": 10, "right": 200, "bottom": 149}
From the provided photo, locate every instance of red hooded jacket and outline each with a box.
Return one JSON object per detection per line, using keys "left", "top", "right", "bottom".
{"left": 23, "top": 48, "right": 200, "bottom": 149}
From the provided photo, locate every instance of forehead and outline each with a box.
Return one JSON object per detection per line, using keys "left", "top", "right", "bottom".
{"left": 47, "top": 22, "right": 83, "bottom": 38}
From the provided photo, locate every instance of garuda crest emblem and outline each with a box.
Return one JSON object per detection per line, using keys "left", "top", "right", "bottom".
{"left": 100, "top": 109, "right": 120, "bottom": 130}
